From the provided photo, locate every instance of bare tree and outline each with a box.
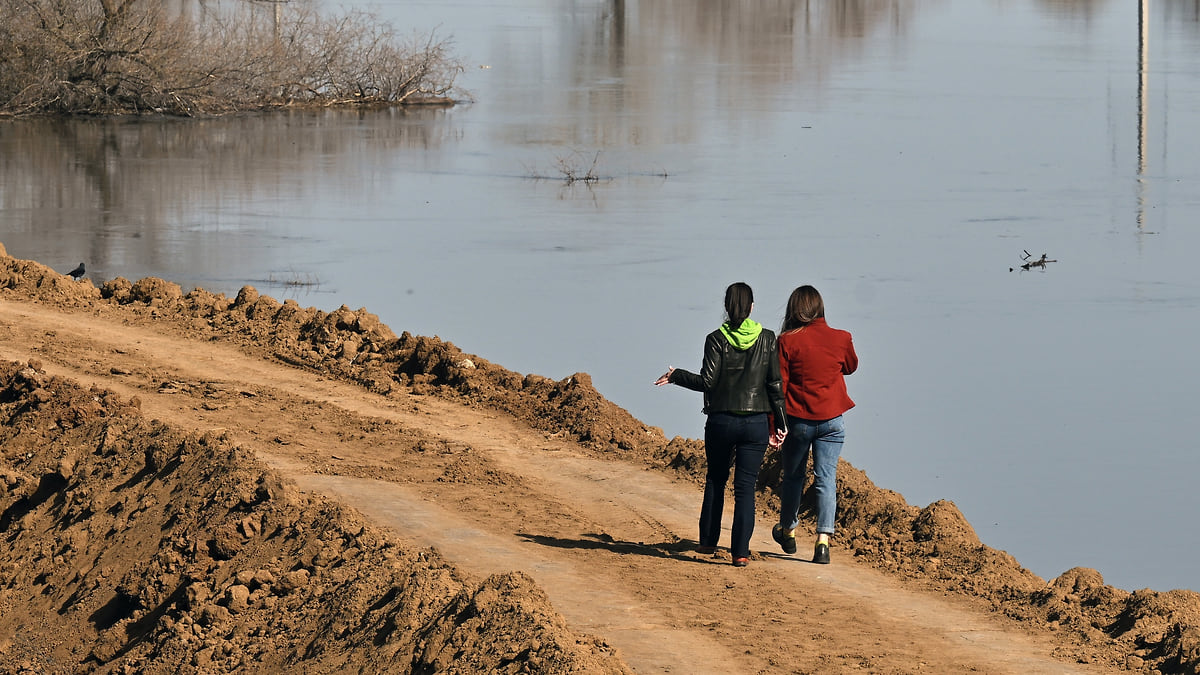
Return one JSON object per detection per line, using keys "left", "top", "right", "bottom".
{"left": 0, "top": 0, "right": 464, "bottom": 116}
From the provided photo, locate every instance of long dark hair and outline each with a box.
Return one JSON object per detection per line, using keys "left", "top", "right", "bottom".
{"left": 781, "top": 285, "right": 824, "bottom": 332}
{"left": 724, "top": 282, "right": 754, "bottom": 331}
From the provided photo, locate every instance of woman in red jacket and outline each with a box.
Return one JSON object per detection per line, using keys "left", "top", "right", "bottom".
{"left": 771, "top": 285, "right": 858, "bottom": 564}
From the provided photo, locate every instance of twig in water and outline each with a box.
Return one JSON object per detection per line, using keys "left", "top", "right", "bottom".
{"left": 1011, "top": 250, "right": 1058, "bottom": 272}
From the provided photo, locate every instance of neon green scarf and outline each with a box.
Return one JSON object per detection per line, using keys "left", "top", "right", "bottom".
{"left": 719, "top": 319, "right": 762, "bottom": 350}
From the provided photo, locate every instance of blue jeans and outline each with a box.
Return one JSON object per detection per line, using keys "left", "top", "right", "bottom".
{"left": 701, "top": 412, "right": 769, "bottom": 558}
{"left": 778, "top": 415, "right": 845, "bottom": 535}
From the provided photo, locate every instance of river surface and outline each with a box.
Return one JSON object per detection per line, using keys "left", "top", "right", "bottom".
{"left": 2, "top": 0, "right": 1199, "bottom": 593}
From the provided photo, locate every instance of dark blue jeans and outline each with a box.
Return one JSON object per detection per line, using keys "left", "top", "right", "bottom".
{"left": 700, "top": 412, "right": 769, "bottom": 558}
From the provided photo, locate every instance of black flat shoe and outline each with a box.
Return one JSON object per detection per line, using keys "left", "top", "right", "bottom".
{"left": 813, "top": 542, "right": 830, "bottom": 565}
{"left": 772, "top": 524, "right": 797, "bottom": 555}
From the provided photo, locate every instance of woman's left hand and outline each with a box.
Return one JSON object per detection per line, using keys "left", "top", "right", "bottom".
{"left": 654, "top": 367, "right": 675, "bottom": 386}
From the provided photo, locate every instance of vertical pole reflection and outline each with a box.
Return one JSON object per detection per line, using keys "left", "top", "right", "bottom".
{"left": 1137, "top": 0, "right": 1149, "bottom": 230}
{"left": 612, "top": 0, "right": 626, "bottom": 70}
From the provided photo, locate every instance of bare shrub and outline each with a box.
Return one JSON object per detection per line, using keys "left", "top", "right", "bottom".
{"left": 523, "top": 150, "right": 605, "bottom": 184}
{"left": 0, "top": 0, "right": 463, "bottom": 116}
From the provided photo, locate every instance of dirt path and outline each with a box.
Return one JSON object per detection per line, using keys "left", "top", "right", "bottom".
{"left": 0, "top": 297, "right": 1115, "bottom": 674}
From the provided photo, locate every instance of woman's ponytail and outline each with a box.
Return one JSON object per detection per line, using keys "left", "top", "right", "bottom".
{"left": 724, "top": 282, "right": 754, "bottom": 330}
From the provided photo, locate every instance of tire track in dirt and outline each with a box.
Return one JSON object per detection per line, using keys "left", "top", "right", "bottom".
{"left": 270, "top": 460, "right": 745, "bottom": 674}
{"left": 0, "top": 298, "right": 1113, "bottom": 674}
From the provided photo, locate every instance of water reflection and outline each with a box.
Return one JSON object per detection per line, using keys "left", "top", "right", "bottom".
{"left": 0, "top": 108, "right": 458, "bottom": 276}
{"left": 1163, "top": 0, "right": 1200, "bottom": 25}
{"left": 1138, "top": 0, "right": 1149, "bottom": 230}
{"left": 166, "top": 0, "right": 311, "bottom": 26}
{"left": 1033, "top": 0, "right": 1115, "bottom": 21}
{"left": 492, "top": 0, "right": 922, "bottom": 148}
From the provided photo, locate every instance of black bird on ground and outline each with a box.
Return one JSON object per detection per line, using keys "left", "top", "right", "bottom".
{"left": 66, "top": 262, "right": 85, "bottom": 281}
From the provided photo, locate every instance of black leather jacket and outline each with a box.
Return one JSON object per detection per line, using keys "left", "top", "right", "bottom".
{"left": 669, "top": 328, "right": 787, "bottom": 433}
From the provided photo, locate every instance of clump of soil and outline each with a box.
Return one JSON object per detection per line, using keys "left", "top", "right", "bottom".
{"left": 3, "top": 242, "right": 1200, "bottom": 674}
{"left": 0, "top": 359, "right": 629, "bottom": 674}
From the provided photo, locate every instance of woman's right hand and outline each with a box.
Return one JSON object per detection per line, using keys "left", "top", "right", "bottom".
{"left": 654, "top": 367, "right": 675, "bottom": 386}
{"left": 768, "top": 427, "right": 788, "bottom": 449}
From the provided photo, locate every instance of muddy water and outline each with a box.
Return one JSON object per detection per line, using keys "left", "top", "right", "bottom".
{"left": 3, "top": 0, "right": 1199, "bottom": 593}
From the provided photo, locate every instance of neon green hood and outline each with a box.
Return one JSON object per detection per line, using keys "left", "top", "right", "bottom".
{"left": 720, "top": 319, "right": 762, "bottom": 350}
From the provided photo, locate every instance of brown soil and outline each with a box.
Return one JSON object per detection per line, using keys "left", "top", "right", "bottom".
{"left": 0, "top": 241, "right": 1197, "bottom": 675}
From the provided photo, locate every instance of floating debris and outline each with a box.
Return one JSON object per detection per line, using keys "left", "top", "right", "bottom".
{"left": 1011, "top": 250, "right": 1058, "bottom": 272}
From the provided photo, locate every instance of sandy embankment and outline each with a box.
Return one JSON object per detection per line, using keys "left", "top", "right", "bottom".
{"left": 1, "top": 242, "right": 1198, "bottom": 674}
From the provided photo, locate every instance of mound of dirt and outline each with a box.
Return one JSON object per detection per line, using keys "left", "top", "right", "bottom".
{"left": 0, "top": 358, "right": 630, "bottom": 674}
{"left": 3, "top": 242, "right": 1200, "bottom": 674}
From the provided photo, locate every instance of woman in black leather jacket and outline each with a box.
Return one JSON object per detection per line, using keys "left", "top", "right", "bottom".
{"left": 655, "top": 282, "right": 788, "bottom": 567}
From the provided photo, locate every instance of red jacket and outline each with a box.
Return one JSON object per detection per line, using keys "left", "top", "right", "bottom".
{"left": 777, "top": 318, "right": 858, "bottom": 421}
